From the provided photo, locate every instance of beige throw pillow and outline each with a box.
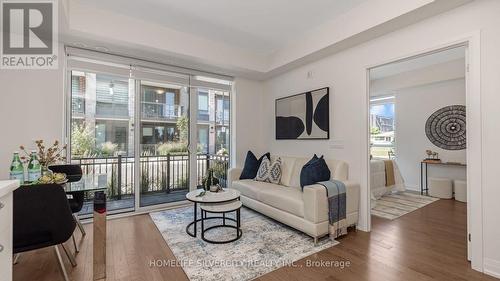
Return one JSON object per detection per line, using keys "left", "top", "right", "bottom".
{"left": 255, "top": 157, "right": 282, "bottom": 184}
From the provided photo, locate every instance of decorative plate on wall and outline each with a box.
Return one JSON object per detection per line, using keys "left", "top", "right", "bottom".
{"left": 275, "top": 87, "right": 329, "bottom": 140}
{"left": 425, "top": 105, "right": 466, "bottom": 150}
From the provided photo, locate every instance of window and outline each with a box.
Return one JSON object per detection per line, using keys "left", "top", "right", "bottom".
{"left": 198, "top": 91, "right": 209, "bottom": 121}
{"left": 95, "top": 75, "right": 129, "bottom": 117}
{"left": 95, "top": 123, "right": 106, "bottom": 147}
{"left": 67, "top": 49, "right": 232, "bottom": 213}
{"left": 370, "top": 97, "right": 395, "bottom": 159}
{"left": 198, "top": 125, "right": 209, "bottom": 154}
{"left": 215, "top": 126, "right": 229, "bottom": 153}
{"left": 141, "top": 83, "right": 182, "bottom": 119}
{"left": 216, "top": 93, "right": 230, "bottom": 125}
{"left": 71, "top": 74, "right": 85, "bottom": 115}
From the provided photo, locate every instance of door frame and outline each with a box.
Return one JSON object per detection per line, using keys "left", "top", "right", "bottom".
{"left": 364, "top": 31, "right": 483, "bottom": 272}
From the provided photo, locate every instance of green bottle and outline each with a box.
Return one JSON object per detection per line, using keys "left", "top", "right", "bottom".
{"left": 9, "top": 152, "right": 24, "bottom": 184}
{"left": 28, "top": 150, "right": 41, "bottom": 182}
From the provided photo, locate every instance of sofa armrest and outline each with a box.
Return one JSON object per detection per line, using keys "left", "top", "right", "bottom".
{"left": 343, "top": 180, "right": 360, "bottom": 216}
{"left": 303, "top": 180, "right": 360, "bottom": 223}
{"left": 303, "top": 184, "right": 328, "bottom": 223}
{"left": 227, "top": 168, "right": 242, "bottom": 189}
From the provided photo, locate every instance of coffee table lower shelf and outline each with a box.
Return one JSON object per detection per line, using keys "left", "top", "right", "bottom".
{"left": 200, "top": 201, "right": 242, "bottom": 244}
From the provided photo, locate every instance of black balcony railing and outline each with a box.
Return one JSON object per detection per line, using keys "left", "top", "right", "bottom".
{"left": 72, "top": 153, "right": 229, "bottom": 202}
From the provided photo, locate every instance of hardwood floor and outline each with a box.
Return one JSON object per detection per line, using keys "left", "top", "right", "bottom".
{"left": 13, "top": 199, "right": 497, "bottom": 281}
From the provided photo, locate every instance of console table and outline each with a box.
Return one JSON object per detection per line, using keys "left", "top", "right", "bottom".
{"left": 420, "top": 161, "right": 466, "bottom": 195}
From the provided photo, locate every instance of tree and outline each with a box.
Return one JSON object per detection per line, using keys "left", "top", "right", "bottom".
{"left": 176, "top": 116, "right": 189, "bottom": 143}
{"left": 371, "top": 127, "right": 381, "bottom": 135}
{"left": 71, "top": 122, "right": 96, "bottom": 157}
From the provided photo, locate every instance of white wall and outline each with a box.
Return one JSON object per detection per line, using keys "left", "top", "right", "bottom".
{"left": 0, "top": 44, "right": 65, "bottom": 180}
{"left": 232, "top": 78, "right": 265, "bottom": 168}
{"left": 262, "top": 0, "right": 500, "bottom": 275}
{"left": 394, "top": 79, "right": 466, "bottom": 190}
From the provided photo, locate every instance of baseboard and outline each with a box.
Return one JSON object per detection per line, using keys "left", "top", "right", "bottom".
{"left": 484, "top": 258, "right": 500, "bottom": 279}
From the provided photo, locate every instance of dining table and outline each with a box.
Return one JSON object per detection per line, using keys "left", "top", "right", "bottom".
{"left": 64, "top": 174, "right": 108, "bottom": 281}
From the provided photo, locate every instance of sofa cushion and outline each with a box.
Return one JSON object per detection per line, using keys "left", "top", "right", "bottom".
{"left": 271, "top": 156, "right": 296, "bottom": 186}
{"left": 258, "top": 185, "right": 304, "bottom": 217}
{"left": 232, "top": 180, "right": 305, "bottom": 217}
{"left": 289, "top": 158, "right": 308, "bottom": 188}
{"left": 300, "top": 155, "right": 331, "bottom": 188}
{"left": 240, "top": 151, "right": 270, "bottom": 180}
{"left": 232, "top": 179, "right": 273, "bottom": 200}
{"left": 255, "top": 157, "right": 282, "bottom": 184}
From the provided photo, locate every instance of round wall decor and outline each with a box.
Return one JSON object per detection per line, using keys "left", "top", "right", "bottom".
{"left": 425, "top": 105, "right": 466, "bottom": 150}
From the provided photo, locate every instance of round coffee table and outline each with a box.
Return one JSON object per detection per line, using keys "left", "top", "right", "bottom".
{"left": 200, "top": 200, "right": 242, "bottom": 244}
{"left": 185, "top": 188, "right": 241, "bottom": 238}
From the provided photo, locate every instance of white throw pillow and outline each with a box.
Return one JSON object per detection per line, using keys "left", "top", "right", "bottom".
{"left": 255, "top": 157, "right": 282, "bottom": 184}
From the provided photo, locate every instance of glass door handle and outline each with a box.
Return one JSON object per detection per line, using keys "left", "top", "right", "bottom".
{"left": 0, "top": 244, "right": 3, "bottom": 253}
{"left": 0, "top": 202, "right": 4, "bottom": 210}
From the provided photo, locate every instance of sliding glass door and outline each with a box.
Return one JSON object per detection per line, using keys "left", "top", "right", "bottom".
{"left": 139, "top": 80, "right": 190, "bottom": 207}
{"left": 69, "top": 70, "right": 136, "bottom": 215}
{"left": 67, "top": 50, "right": 232, "bottom": 214}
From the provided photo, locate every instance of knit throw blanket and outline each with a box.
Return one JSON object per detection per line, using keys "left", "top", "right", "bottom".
{"left": 383, "top": 159, "right": 396, "bottom": 187}
{"left": 317, "top": 180, "right": 348, "bottom": 239}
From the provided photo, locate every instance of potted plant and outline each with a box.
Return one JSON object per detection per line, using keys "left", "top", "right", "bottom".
{"left": 211, "top": 160, "right": 227, "bottom": 188}
{"left": 20, "top": 140, "right": 66, "bottom": 175}
{"left": 202, "top": 168, "right": 220, "bottom": 192}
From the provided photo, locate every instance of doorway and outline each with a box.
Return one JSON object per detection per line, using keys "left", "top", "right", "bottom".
{"left": 366, "top": 43, "right": 478, "bottom": 264}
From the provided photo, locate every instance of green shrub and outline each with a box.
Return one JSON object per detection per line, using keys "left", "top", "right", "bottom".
{"left": 157, "top": 142, "right": 188, "bottom": 155}
{"left": 100, "top": 141, "right": 117, "bottom": 156}
{"left": 216, "top": 148, "right": 228, "bottom": 156}
{"left": 71, "top": 122, "right": 96, "bottom": 157}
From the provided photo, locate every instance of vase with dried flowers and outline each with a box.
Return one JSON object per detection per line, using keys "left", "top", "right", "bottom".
{"left": 20, "top": 140, "right": 67, "bottom": 175}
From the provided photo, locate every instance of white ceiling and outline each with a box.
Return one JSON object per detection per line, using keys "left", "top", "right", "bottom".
{"left": 370, "top": 46, "right": 466, "bottom": 80}
{"left": 75, "top": 0, "right": 367, "bottom": 55}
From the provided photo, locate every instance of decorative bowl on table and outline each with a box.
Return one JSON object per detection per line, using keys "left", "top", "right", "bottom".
{"left": 37, "top": 173, "right": 68, "bottom": 184}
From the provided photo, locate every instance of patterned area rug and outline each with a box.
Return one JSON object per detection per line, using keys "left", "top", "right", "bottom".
{"left": 371, "top": 192, "right": 439, "bottom": 220}
{"left": 150, "top": 206, "right": 337, "bottom": 281}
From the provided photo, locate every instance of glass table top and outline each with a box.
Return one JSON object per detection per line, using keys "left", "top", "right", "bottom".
{"left": 65, "top": 174, "right": 108, "bottom": 193}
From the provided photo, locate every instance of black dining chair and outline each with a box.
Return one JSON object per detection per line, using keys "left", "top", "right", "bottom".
{"left": 13, "top": 184, "right": 77, "bottom": 281}
{"left": 49, "top": 164, "right": 86, "bottom": 253}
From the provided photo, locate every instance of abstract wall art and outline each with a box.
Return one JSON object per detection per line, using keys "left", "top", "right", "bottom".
{"left": 275, "top": 87, "right": 329, "bottom": 140}
{"left": 425, "top": 105, "right": 466, "bottom": 150}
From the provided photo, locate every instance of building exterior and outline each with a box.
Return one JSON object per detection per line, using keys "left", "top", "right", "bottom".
{"left": 370, "top": 114, "right": 394, "bottom": 133}
{"left": 71, "top": 71, "right": 230, "bottom": 157}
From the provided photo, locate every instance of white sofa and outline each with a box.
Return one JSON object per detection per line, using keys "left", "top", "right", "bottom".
{"left": 228, "top": 155, "right": 360, "bottom": 243}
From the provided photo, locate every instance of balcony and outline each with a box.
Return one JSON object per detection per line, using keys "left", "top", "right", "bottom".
{"left": 216, "top": 111, "right": 230, "bottom": 125}
{"left": 73, "top": 153, "right": 229, "bottom": 214}
{"left": 142, "top": 102, "right": 184, "bottom": 120}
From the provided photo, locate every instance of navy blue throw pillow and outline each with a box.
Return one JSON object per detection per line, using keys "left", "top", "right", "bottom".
{"left": 300, "top": 155, "right": 331, "bottom": 188}
{"left": 240, "top": 151, "right": 271, "bottom": 180}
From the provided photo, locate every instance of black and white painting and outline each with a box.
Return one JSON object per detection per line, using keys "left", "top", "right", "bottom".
{"left": 275, "top": 87, "right": 329, "bottom": 140}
